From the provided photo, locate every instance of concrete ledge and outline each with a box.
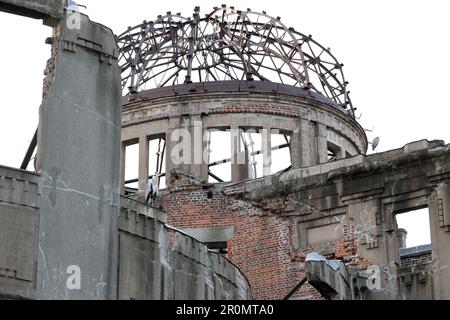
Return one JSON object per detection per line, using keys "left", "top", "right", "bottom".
{"left": 0, "top": 0, "right": 64, "bottom": 22}
{"left": 123, "top": 80, "right": 353, "bottom": 117}
{"left": 223, "top": 140, "right": 450, "bottom": 202}
{"left": 182, "top": 226, "right": 234, "bottom": 243}
{"left": 0, "top": 165, "right": 41, "bottom": 208}
{"left": 305, "top": 252, "right": 354, "bottom": 300}
{"left": 399, "top": 244, "right": 432, "bottom": 258}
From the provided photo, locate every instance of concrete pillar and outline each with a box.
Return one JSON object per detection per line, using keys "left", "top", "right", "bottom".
{"left": 438, "top": 182, "right": 450, "bottom": 228}
{"left": 290, "top": 123, "right": 302, "bottom": 169}
{"left": 231, "top": 126, "right": 248, "bottom": 182}
{"left": 262, "top": 128, "right": 272, "bottom": 176}
{"left": 396, "top": 228, "right": 407, "bottom": 249}
{"left": 166, "top": 117, "right": 181, "bottom": 185}
{"left": 138, "top": 136, "right": 149, "bottom": 199}
{"left": 190, "top": 116, "right": 208, "bottom": 181}
{"left": 316, "top": 123, "right": 328, "bottom": 164}
{"left": 300, "top": 119, "right": 318, "bottom": 167}
{"left": 430, "top": 182, "right": 450, "bottom": 299}
{"left": 36, "top": 13, "right": 120, "bottom": 299}
{"left": 338, "top": 145, "right": 347, "bottom": 160}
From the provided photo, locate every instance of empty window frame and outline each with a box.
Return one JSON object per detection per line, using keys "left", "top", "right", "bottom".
{"left": 148, "top": 135, "right": 166, "bottom": 190}
{"left": 270, "top": 130, "right": 292, "bottom": 174}
{"left": 395, "top": 207, "right": 431, "bottom": 249}
{"left": 206, "top": 241, "right": 228, "bottom": 255}
{"left": 327, "top": 142, "right": 340, "bottom": 162}
{"left": 207, "top": 128, "right": 231, "bottom": 183}
{"left": 240, "top": 128, "right": 263, "bottom": 179}
{"left": 207, "top": 127, "right": 292, "bottom": 182}
{"left": 124, "top": 142, "right": 139, "bottom": 194}
{"left": 241, "top": 128, "right": 292, "bottom": 178}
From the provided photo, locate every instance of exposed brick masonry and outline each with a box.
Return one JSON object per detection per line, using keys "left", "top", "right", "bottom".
{"left": 401, "top": 252, "right": 432, "bottom": 268}
{"left": 154, "top": 172, "right": 372, "bottom": 300}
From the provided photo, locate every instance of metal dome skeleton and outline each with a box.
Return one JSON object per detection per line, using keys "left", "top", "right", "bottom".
{"left": 117, "top": 5, "right": 354, "bottom": 116}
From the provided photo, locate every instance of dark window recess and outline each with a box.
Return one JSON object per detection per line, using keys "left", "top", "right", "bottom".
{"left": 206, "top": 241, "right": 228, "bottom": 254}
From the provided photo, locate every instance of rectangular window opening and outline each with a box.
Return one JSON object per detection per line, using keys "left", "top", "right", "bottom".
{"left": 148, "top": 135, "right": 166, "bottom": 190}
{"left": 395, "top": 207, "right": 431, "bottom": 250}
{"left": 124, "top": 142, "right": 139, "bottom": 193}
{"left": 206, "top": 241, "right": 228, "bottom": 255}
{"left": 207, "top": 128, "right": 231, "bottom": 183}
{"left": 271, "top": 131, "right": 291, "bottom": 174}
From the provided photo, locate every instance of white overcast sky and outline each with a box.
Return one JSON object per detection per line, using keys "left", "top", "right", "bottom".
{"left": 0, "top": 0, "right": 447, "bottom": 246}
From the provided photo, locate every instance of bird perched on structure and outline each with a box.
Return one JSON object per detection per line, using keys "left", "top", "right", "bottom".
{"left": 145, "top": 174, "right": 160, "bottom": 206}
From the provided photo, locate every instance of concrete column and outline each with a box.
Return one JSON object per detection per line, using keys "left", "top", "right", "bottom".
{"left": 396, "top": 228, "right": 407, "bottom": 249}
{"left": 262, "top": 128, "right": 272, "bottom": 176}
{"left": 231, "top": 126, "right": 248, "bottom": 182}
{"left": 338, "top": 144, "right": 347, "bottom": 160}
{"left": 138, "top": 136, "right": 149, "bottom": 199}
{"left": 384, "top": 206, "right": 400, "bottom": 267}
{"left": 300, "top": 119, "right": 318, "bottom": 167}
{"left": 438, "top": 182, "right": 450, "bottom": 228}
{"left": 316, "top": 123, "right": 328, "bottom": 164}
{"left": 190, "top": 115, "right": 208, "bottom": 181}
{"left": 290, "top": 123, "right": 302, "bottom": 169}
{"left": 36, "top": 13, "right": 120, "bottom": 299}
{"left": 431, "top": 182, "right": 450, "bottom": 299}
{"left": 166, "top": 117, "right": 181, "bottom": 185}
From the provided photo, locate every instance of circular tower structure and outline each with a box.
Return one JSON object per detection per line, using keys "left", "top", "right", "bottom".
{"left": 118, "top": 6, "right": 367, "bottom": 299}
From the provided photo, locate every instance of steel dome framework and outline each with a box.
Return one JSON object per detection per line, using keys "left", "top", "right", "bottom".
{"left": 117, "top": 5, "right": 354, "bottom": 116}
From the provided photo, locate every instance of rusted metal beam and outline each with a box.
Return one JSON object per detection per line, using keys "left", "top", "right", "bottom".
{"left": 20, "top": 128, "right": 37, "bottom": 170}
{"left": 116, "top": 5, "right": 354, "bottom": 116}
{"left": 283, "top": 276, "right": 307, "bottom": 300}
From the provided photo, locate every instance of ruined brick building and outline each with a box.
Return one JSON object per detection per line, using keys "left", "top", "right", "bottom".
{"left": 0, "top": 1, "right": 449, "bottom": 300}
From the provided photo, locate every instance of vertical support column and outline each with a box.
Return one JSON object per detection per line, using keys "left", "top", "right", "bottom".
{"left": 316, "top": 123, "right": 328, "bottom": 164}
{"left": 337, "top": 141, "right": 347, "bottom": 159}
{"left": 437, "top": 182, "right": 450, "bottom": 229}
{"left": 36, "top": 13, "right": 120, "bottom": 299}
{"left": 231, "top": 126, "right": 248, "bottom": 182}
{"left": 300, "top": 119, "right": 318, "bottom": 167}
{"left": 190, "top": 115, "right": 208, "bottom": 181}
{"left": 166, "top": 117, "right": 181, "bottom": 185}
{"left": 428, "top": 190, "right": 441, "bottom": 299}
{"left": 431, "top": 182, "right": 450, "bottom": 299}
{"left": 120, "top": 142, "right": 126, "bottom": 194}
{"left": 138, "top": 136, "right": 149, "bottom": 199}
{"left": 382, "top": 205, "right": 400, "bottom": 295}
{"left": 290, "top": 122, "right": 302, "bottom": 169}
{"left": 262, "top": 127, "right": 272, "bottom": 176}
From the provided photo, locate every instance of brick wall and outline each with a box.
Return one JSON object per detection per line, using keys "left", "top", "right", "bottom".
{"left": 401, "top": 252, "right": 432, "bottom": 268}
{"left": 155, "top": 172, "right": 371, "bottom": 300}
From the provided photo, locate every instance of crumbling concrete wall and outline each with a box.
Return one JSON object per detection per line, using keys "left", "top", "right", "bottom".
{"left": 155, "top": 140, "right": 450, "bottom": 299}
{"left": 397, "top": 246, "right": 433, "bottom": 300}
{"left": 118, "top": 197, "right": 251, "bottom": 300}
{"left": 34, "top": 11, "right": 121, "bottom": 299}
{"left": 305, "top": 255, "right": 354, "bottom": 300}
{"left": 0, "top": 172, "right": 251, "bottom": 300}
{"left": 0, "top": 165, "right": 40, "bottom": 299}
